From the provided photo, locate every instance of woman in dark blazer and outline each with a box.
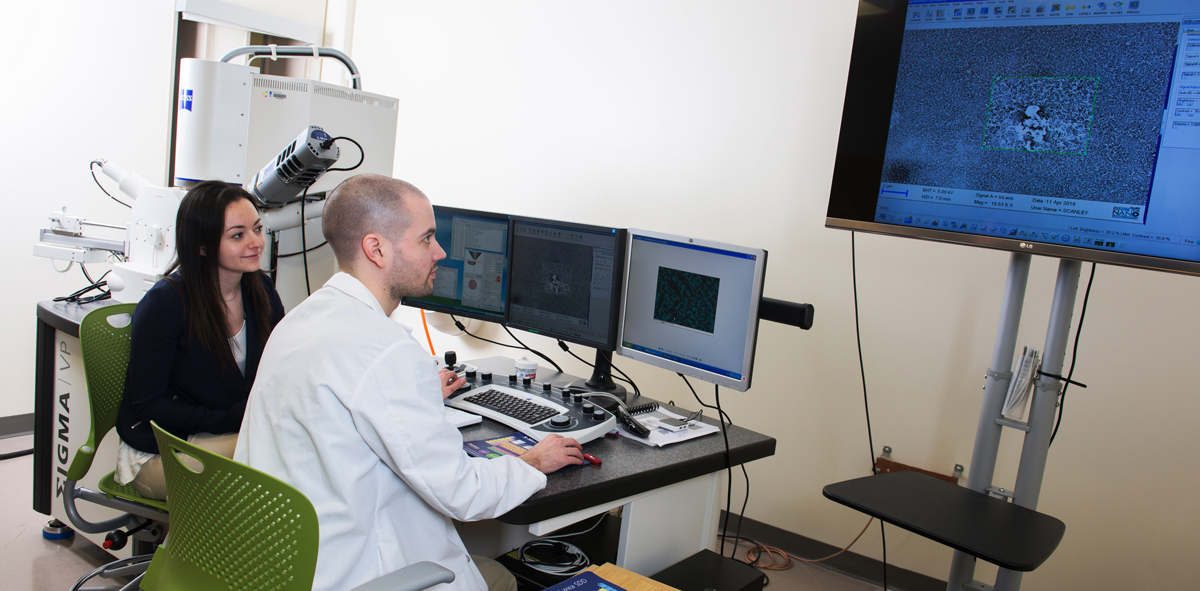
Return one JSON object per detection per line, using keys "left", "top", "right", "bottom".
{"left": 114, "top": 180, "right": 284, "bottom": 500}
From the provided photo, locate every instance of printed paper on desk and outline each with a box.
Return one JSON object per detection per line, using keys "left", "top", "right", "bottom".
{"left": 616, "top": 407, "right": 719, "bottom": 447}
{"left": 542, "top": 571, "right": 629, "bottom": 591}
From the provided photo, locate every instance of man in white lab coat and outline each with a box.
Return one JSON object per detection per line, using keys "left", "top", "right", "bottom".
{"left": 235, "top": 174, "right": 584, "bottom": 591}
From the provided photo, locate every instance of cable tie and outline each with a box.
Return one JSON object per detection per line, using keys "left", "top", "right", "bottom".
{"left": 1036, "top": 369, "right": 1087, "bottom": 389}
{"left": 311, "top": 45, "right": 320, "bottom": 58}
{"left": 269, "top": 44, "right": 278, "bottom": 61}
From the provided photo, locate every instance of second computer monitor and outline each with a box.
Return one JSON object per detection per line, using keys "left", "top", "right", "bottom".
{"left": 506, "top": 217, "right": 627, "bottom": 351}
{"left": 401, "top": 206, "right": 511, "bottom": 322}
{"left": 617, "top": 229, "right": 767, "bottom": 392}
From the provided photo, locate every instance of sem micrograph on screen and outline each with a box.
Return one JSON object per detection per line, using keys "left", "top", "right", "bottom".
{"left": 880, "top": 23, "right": 1177, "bottom": 205}
{"left": 511, "top": 238, "right": 593, "bottom": 322}
{"left": 653, "top": 267, "right": 720, "bottom": 334}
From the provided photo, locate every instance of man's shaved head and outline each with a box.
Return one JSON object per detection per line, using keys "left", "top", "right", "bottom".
{"left": 323, "top": 174, "right": 426, "bottom": 269}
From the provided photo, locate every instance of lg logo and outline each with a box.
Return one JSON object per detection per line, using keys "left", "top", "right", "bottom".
{"left": 1019, "top": 243, "right": 1034, "bottom": 249}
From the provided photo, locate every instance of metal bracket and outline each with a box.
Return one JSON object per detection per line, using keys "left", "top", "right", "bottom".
{"left": 995, "top": 416, "right": 1031, "bottom": 432}
{"left": 881, "top": 446, "right": 892, "bottom": 460}
{"left": 985, "top": 486, "right": 1014, "bottom": 500}
{"left": 952, "top": 464, "right": 964, "bottom": 481}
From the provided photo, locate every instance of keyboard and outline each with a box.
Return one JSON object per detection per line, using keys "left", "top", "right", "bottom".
{"left": 446, "top": 384, "right": 617, "bottom": 444}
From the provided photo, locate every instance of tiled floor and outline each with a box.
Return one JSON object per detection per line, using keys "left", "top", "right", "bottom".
{"left": 1, "top": 432, "right": 878, "bottom": 590}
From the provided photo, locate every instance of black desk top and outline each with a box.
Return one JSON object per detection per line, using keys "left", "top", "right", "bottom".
{"left": 37, "top": 299, "right": 118, "bottom": 338}
{"left": 464, "top": 357, "right": 776, "bottom": 525}
{"left": 32, "top": 305, "right": 777, "bottom": 527}
{"left": 823, "top": 471, "right": 1065, "bottom": 572}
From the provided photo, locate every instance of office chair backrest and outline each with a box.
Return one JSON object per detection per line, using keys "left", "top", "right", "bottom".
{"left": 143, "top": 422, "right": 320, "bottom": 591}
{"left": 68, "top": 303, "right": 137, "bottom": 481}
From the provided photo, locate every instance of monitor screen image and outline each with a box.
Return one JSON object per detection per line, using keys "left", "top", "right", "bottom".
{"left": 827, "top": 0, "right": 1200, "bottom": 276}
{"left": 401, "top": 206, "right": 511, "bottom": 322}
{"left": 617, "top": 229, "right": 767, "bottom": 392}
{"left": 506, "top": 217, "right": 626, "bottom": 351}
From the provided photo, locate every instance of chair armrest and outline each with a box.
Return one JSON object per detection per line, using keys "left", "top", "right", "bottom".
{"left": 349, "top": 561, "right": 455, "bottom": 591}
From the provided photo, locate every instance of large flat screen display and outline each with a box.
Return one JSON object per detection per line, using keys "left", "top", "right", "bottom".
{"left": 827, "top": 0, "right": 1200, "bottom": 276}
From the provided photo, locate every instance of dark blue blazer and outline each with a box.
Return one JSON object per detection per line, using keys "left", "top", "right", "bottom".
{"left": 116, "top": 271, "right": 284, "bottom": 454}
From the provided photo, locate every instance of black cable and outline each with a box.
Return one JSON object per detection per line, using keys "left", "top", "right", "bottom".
{"left": 554, "top": 341, "right": 642, "bottom": 394}
{"left": 452, "top": 317, "right": 523, "bottom": 349}
{"left": 1050, "top": 262, "right": 1096, "bottom": 447}
{"left": 323, "top": 137, "right": 365, "bottom": 172}
{"left": 301, "top": 186, "right": 312, "bottom": 295}
{"left": 712, "top": 384, "right": 743, "bottom": 560}
{"left": 608, "top": 360, "right": 642, "bottom": 399}
{"left": 501, "top": 326, "right": 565, "bottom": 373}
{"left": 679, "top": 374, "right": 730, "bottom": 427}
{"left": 851, "top": 232, "right": 886, "bottom": 590}
{"left": 278, "top": 241, "right": 328, "bottom": 258}
{"left": 90, "top": 161, "right": 131, "bottom": 208}
{"left": 0, "top": 448, "right": 33, "bottom": 461}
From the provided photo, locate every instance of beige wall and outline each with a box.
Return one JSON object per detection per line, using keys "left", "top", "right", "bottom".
{"left": 6, "top": 1, "right": 1198, "bottom": 588}
{"left": 354, "top": 1, "right": 1200, "bottom": 589}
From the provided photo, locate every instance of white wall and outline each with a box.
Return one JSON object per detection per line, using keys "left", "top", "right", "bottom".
{"left": 2, "top": 1, "right": 179, "bottom": 418}
{"left": 353, "top": 1, "right": 1200, "bottom": 589}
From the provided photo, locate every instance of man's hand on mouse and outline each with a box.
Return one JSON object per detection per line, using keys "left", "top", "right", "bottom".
{"left": 439, "top": 368, "right": 466, "bottom": 399}
{"left": 520, "top": 434, "right": 584, "bottom": 473}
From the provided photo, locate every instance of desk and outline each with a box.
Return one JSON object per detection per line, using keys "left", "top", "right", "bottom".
{"left": 31, "top": 305, "right": 776, "bottom": 575}
{"left": 458, "top": 357, "right": 775, "bottom": 575}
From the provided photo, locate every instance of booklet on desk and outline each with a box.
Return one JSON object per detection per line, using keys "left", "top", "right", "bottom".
{"left": 543, "top": 571, "right": 628, "bottom": 591}
{"left": 616, "top": 407, "right": 719, "bottom": 447}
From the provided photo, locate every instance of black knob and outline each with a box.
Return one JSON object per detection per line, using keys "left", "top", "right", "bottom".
{"left": 523, "top": 377, "right": 532, "bottom": 387}
{"left": 465, "top": 369, "right": 476, "bottom": 380}
{"left": 444, "top": 350, "right": 457, "bottom": 367}
{"left": 582, "top": 403, "right": 595, "bottom": 414}
{"left": 508, "top": 374, "right": 518, "bottom": 384}
{"left": 561, "top": 389, "right": 571, "bottom": 399}
{"left": 592, "top": 409, "right": 606, "bottom": 422}
{"left": 542, "top": 382, "right": 553, "bottom": 392}
{"left": 481, "top": 372, "right": 492, "bottom": 382}
{"left": 572, "top": 392, "right": 584, "bottom": 404}
{"left": 550, "top": 415, "right": 572, "bottom": 428}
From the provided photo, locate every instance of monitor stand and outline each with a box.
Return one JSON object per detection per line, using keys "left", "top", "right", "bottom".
{"left": 567, "top": 349, "right": 628, "bottom": 409}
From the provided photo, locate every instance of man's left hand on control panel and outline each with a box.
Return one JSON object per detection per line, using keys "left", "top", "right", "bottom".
{"left": 439, "top": 368, "right": 467, "bottom": 399}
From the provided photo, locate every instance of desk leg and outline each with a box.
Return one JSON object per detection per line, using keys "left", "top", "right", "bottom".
{"left": 616, "top": 472, "right": 720, "bottom": 575}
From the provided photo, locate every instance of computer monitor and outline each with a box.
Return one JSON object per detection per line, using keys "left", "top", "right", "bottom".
{"left": 507, "top": 216, "right": 628, "bottom": 395}
{"left": 826, "top": 0, "right": 1200, "bottom": 277}
{"left": 616, "top": 229, "right": 767, "bottom": 392}
{"left": 401, "top": 206, "right": 511, "bottom": 322}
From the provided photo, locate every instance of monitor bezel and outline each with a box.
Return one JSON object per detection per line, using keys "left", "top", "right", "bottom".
{"left": 615, "top": 228, "right": 768, "bottom": 392}
{"left": 400, "top": 205, "right": 513, "bottom": 323}
{"left": 826, "top": 0, "right": 1200, "bottom": 279}
{"left": 505, "top": 215, "right": 628, "bottom": 352}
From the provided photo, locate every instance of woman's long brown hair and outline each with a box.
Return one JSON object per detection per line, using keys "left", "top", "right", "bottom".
{"left": 167, "top": 181, "right": 275, "bottom": 373}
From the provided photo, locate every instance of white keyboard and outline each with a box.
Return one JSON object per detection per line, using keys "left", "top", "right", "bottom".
{"left": 446, "top": 384, "right": 616, "bottom": 444}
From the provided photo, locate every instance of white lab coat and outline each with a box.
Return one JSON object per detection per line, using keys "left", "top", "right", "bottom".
{"left": 235, "top": 272, "right": 546, "bottom": 591}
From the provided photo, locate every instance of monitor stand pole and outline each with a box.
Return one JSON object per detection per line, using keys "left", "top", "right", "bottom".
{"left": 947, "top": 253, "right": 1081, "bottom": 591}
{"left": 568, "top": 349, "right": 628, "bottom": 405}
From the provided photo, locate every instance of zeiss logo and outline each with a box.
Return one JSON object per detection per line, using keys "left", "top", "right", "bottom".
{"left": 180, "top": 89, "right": 193, "bottom": 112}
{"left": 1112, "top": 206, "right": 1141, "bottom": 220}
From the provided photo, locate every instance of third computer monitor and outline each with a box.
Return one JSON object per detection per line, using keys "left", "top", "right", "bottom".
{"left": 506, "top": 216, "right": 627, "bottom": 351}
{"left": 617, "top": 229, "right": 767, "bottom": 392}
{"left": 402, "top": 205, "right": 511, "bottom": 323}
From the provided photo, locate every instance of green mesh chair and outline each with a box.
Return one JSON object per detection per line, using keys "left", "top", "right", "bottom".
{"left": 145, "top": 422, "right": 455, "bottom": 591}
{"left": 65, "top": 303, "right": 171, "bottom": 590}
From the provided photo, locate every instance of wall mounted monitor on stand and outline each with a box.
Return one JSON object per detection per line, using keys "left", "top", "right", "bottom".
{"left": 616, "top": 229, "right": 768, "bottom": 393}
{"left": 826, "top": 0, "right": 1200, "bottom": 278}
{"left": 506, "top": 217, "right": 628, "bottom": 400}
{"left": 402, "top": 206, "right": 512, "bottom": 323}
